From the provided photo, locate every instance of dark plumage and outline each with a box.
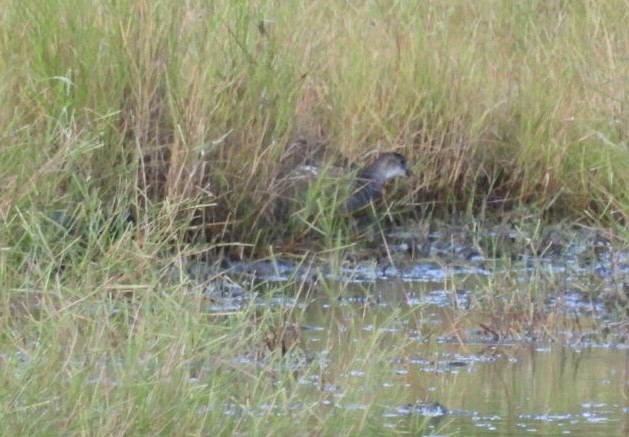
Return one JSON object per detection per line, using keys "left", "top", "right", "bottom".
{"left": 346, "top": 152, "right": 412, "bottom": 212}
{"left": 270, "top": 142, "right": 412, "bottom": 223}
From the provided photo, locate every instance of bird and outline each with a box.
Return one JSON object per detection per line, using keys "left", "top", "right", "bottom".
{"left": 346, "top": 152, "right": 412, "bottom": 212}
{"left": 270, "top": 141, "right": 412, "bottom": 223}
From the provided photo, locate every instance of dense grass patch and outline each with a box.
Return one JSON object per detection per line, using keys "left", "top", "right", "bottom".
{"left": 2, "top": 0, "right": 627, "bottom": 245}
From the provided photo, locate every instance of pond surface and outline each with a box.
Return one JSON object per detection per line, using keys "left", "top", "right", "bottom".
{"left": 295, "top": 282, "right": 629, "bottom": 436}
{"left": 193, "top": 225, "right": 629, "bottom": 435}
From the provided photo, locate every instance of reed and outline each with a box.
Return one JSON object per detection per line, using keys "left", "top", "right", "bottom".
{"left": 2, "top": 0, "right": 627, "bottom": 248}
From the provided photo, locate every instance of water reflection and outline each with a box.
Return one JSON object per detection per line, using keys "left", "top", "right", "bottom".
{"left": 192, "top": 224, "right": 629, "bottom": 434}
{"left": 297, "top": 282, "right": 629, "bottom": 436}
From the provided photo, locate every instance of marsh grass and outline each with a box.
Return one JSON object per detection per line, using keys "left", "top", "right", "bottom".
{"left": 1, "top": 0, "right": 629, "bottom": 434}
{"left": 3, "top": 0, "right": 628, "bottom": 245}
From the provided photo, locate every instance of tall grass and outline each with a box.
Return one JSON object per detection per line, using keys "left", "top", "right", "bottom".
{"left": 2, "top": 0, "right": 627, "bottom": 247}
{"left": 0, "top": 0, "right": 628, "bottom": 434}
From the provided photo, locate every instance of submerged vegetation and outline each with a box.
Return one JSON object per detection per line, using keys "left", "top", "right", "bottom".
{"left": 1, "top": 0, "right": 628, "bottom": 434}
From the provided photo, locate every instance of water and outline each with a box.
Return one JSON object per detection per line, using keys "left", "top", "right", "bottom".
{"left": 297, "top": 284, "right": 629, "bottom": 436}
{"left": 194, "top": 225, "right": 629, "bottom": 435}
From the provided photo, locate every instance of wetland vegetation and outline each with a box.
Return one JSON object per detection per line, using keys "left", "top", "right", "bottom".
{"left": 1, "top": 0, "right": 628, "bottom": 435}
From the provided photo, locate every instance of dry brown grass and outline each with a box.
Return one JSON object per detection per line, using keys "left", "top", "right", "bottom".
{"left": 0, "top": 1, "right": 627, "bottom": 248}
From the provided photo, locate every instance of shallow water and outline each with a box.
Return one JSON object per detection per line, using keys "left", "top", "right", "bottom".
{"left": 296, "top": 283, "right": 629, "bottom": 436}
{"left": 194, "top": 225, "right": 629, "bottom": 435}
